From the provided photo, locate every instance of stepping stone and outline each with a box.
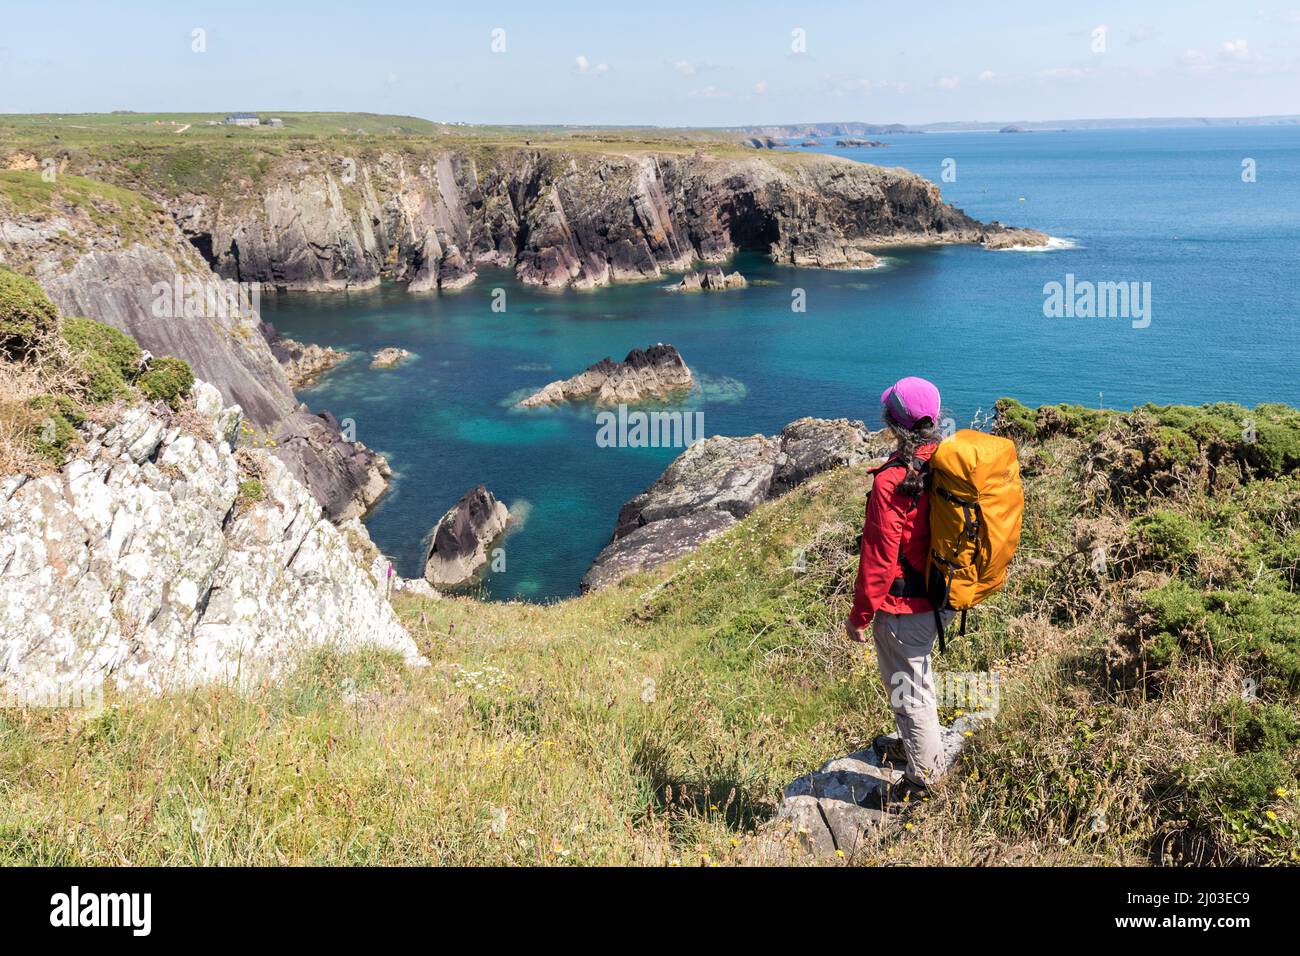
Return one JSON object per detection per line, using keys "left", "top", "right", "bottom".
{"left": 775, "top": 795, "right": 836, "bottom": 857}
{"left": 820, "top": 801, "right": 888, "bottom": 856}
{"left": 784, "top": 768, "right": 885, "bottom": 806}
{"left": 821, "top": 752, "right": 904, "bottom": 785}
{"left": 762, "top": 717, "right": 991, "bottom": 861}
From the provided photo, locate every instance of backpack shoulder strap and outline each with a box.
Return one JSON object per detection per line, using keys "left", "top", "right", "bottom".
{"left": 869, "top": 456, "right": 906, "bottom": 478}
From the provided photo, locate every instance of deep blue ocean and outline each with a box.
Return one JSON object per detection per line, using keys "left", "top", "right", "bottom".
{"left": 260, "top": 126, "right": 1300, "bottom": 600}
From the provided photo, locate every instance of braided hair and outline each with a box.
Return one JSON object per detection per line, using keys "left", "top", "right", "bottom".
{"left": 884, "top": 410, "right": 942, "bottom": 497}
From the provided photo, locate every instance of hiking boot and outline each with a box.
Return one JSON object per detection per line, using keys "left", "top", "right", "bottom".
{"left": 872, "top": 735, "right": 908, "bottom": 766}
{"left": 883, "top": 776, "right": 931, "bottom": 808}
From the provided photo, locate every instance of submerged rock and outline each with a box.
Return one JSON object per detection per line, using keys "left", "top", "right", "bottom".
{"left": 518, "top": 344, "right": 693, "bottom": 409}
{"left": 423, "top": 485, "right": 511, "bottom": 588}
{"left": 582, "top": 417, "right": 888, "bottom": 590}
{"left": 0, "top": 381, "right": 425, "bottom": 699}
{"left": 371, "top": 347, "right": 412, "bottom": 368}
{"left": 668, "top": 268, "right": 747, "bottom": 292}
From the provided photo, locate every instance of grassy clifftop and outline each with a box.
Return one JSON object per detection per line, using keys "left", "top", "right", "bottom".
{"left": 2, "top": 398, "right": 1296, "bottom": 865}
{"left": 0, "top": 112, "right": 822, "bottom": 205}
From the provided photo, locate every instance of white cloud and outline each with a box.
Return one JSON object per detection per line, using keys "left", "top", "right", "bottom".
{"left": 384, "top": 71, "right": 398, "bottom": 85}
{"left": 1256, "top": 9, "right": 1300, "bottom": 23}
{"left": 688, "top": 85, "right": 730, "bottom": 99}
{"left": 575, "top": 54, "right": 608, "bottom": 75}
{"left": 670, "top": 59, "right": 696, "bottom": 75}
{"left": 936, "top": 75, "right": 961, "bottom": 90}
{"left": 977, "top": 69, "right": 997, "bottom": 82}
{"left": 1220, "top": 38, "right": 1251, "bottom": 60}
{"left": 1039, "top": 66, "right": 1091, "bottom": 80}
{"left": 753, "top": 79, "right": 768, "bottom": 94}
{"left": 856, "top": 77, "right": 908, "bottom": 94}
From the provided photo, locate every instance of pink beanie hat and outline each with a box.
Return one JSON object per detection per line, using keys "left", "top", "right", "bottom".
{"left": 880, "top": 376, "right": 941, "bottom": 429}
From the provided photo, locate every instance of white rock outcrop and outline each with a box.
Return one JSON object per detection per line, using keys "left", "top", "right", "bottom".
{"left": 0, "top": 382, "right": 425, "bottom": 702}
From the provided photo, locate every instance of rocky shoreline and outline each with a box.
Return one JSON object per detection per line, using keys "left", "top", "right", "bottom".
{"left": 0, "top": 191, "right": 393, "bottom": 523}
{"left": 1, "top": 140, "right": 1046, "bottom": 538}
{"left": 161, "top": 147, "right": 1048, "bottom": 292}
{"left": 582, "top": 417, "right": 892, "bottom": 591}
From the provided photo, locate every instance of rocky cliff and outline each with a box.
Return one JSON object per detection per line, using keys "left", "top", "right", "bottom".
{"left": 582, "top": 417, "right": 892, "bottom": 590}
{"left": 0, "top": 172, "right": 389, "bottom": 520}
{"left": 164, "top": 147, "right": 1046, "bottom": 291}
{"left": 0, "top": 380, "right": 424, "bottom": 699}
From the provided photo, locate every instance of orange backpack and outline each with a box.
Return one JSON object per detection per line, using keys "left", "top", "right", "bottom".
{"left": 926, "top": 430, "right": 1024, "bottom": 651}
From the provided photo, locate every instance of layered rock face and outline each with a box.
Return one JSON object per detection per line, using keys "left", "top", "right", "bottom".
{"left": 518, "top": 344, "right": 693, "bottom": 408}
{"left": 0, "top": 382, "right": 424, "bottom": 700}
{"left": 0, "top": 185, "right": 389, "bottom": 521}
{"left": 582, "top": 418, "right": 891, "bottom": 590}
{"left": 168, "top": 148, "right": 1047, "bottom": 292}
{"left": 423, "top": 485, "right": 511, "bottom": 588}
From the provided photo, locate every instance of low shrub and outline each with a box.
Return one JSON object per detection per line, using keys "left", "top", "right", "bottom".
{"left": 22, "top": 396, "right": 82, "bottom": 465}
{"left": 138, "top": 357, "right": 194, "bottom": 408}
{"left": 0, "top": 268, "right": 60, "bottom": 357}
{"left": 993, "top": 398, "right": 1111, "bottom": 443}
{"left": 1131, "top": 579, "right": 1300, "bottom": 691}
{"left": 61, "top": 316, "right": 142, "bottom": 379}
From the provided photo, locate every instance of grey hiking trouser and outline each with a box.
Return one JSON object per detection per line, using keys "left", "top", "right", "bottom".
{"left": 872, "top": 610, "right": 950, "bottom": 787}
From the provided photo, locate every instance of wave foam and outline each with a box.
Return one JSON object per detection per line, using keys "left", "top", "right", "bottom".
{"left": 995, "top": 235, "right": 1078, "bottom": 253}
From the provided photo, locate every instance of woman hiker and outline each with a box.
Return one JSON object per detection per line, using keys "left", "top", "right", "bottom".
{"left": 844, "top": 376, "right": 950, "bottom": 799}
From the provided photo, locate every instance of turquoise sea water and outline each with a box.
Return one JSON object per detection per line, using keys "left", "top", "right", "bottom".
{"left": 261, "top": 126, "right": 1300, "bottom": 600}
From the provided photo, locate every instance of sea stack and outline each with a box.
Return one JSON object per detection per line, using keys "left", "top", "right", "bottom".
{"left": 517, "top": 344, "right": 694, "bottom": 408}
{"left": 261, "top": 323, "right": 348, "bottom": 387}
{"left": 423, "top": 486, "right": 511, "bottom": 588}
{"left": 371, "top": 347, "right": 412, "bottom": 368}
{"left": 669, "top": 268, "right": 747, "bottom": 292}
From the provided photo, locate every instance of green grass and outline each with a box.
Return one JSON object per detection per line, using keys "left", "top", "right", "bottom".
{"left": 0, "top": 269, "right": 194, "bottom": 470}
{"left": 0, "top": 112, "right": 826, "bottom": 210}
{"left": 0, "top": 404, "right": 1296, "bottom": 865}
{"left": 0, "top": 170, "right": 166, "bottom": 248}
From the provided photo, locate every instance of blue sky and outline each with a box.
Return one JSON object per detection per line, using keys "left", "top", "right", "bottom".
{"left": 2, "top": 1, "right": 1298, "bottom": 125}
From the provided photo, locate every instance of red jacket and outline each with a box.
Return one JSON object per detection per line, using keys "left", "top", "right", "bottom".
{"left": 848, "top": 444, "right": 937, "bottom": 629}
